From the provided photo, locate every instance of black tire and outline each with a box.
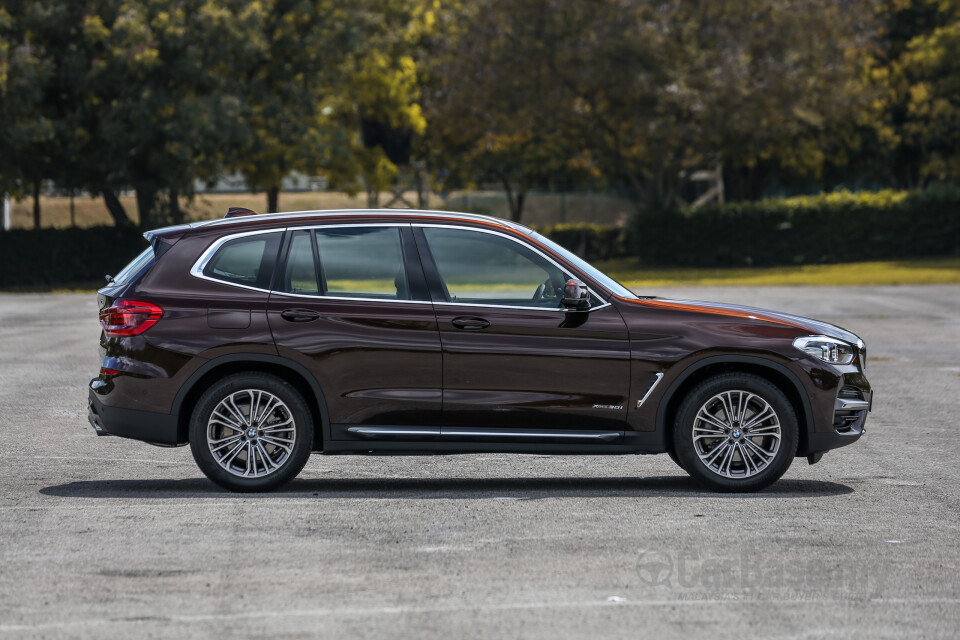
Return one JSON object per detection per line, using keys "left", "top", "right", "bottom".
{"left": 667, "top": 448, "right": 683, "bottom": 469}
{"left": 189, "top": 373, "right": 313, "bottom": 492}
{"left": 673, "top": 373, "right": 798, "bottom": 492}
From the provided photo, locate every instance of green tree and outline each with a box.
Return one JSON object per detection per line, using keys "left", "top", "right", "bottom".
{"left": 0, "top": 1, "right": 55, "bottom": 227}
{"left": 423, "top": 0, "right": 590, "bottom": 221}
{"left": 878, "top": 0, "right": 960, "bottom": 184}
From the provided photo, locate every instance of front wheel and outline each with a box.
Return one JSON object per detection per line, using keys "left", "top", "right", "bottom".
{"left": 673, "top": 373, "right": 798, "bottom": 492}
{"left": 189, "top": 373, "right": 313, "bottom": 492}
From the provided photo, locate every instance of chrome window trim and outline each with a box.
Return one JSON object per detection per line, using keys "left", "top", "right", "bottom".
{"left": 415, "top": 223, "right": 611, "bottom": 313}
{"left": 189, "top": 228, "right": 285, "bottom": 292}
{"left": 189, "top": 221, "right": 612, "bottom": 312}
{"left": 270, "top": 290, "right": 430, "bottom": 305}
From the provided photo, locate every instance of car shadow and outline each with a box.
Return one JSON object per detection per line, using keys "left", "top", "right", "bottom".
{"left": 40, "top": 476, "right": 854, "bottom": 499}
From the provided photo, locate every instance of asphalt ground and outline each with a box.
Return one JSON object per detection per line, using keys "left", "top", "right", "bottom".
{"left": 0, "top": 286, "right": 958, "bottom": 639}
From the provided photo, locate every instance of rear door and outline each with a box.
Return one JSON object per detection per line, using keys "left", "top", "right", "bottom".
{"left": 266, "top": 224, "right": 443, "bottom": 437}
{"left": 413, "top": 224, "right": 631, "bottom": 433}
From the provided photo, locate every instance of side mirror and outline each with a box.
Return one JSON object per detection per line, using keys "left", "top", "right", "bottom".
{"left": 562, "top": 278, "right": 590, "bottom": 310}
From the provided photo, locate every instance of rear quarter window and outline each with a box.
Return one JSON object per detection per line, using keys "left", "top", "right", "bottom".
{"left": 202, "top": 232, "right": 282, "bottom": 290}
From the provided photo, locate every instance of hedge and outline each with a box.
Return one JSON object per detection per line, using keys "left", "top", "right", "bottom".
{"left": 2, "top": 189, "right": 958, "bottom": 288}
{"left": 630, "top": 188, "right": 960, "bottom": 267}
{"left": 531, "top": 222, "right": 627, "bottom": 261}
{"left": 0, "top": 226, "right": 148, "bottom": 289}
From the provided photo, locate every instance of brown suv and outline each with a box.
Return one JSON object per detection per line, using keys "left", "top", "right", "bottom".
{"left": 89, "top": 209, "right": 872, "bottom": 492}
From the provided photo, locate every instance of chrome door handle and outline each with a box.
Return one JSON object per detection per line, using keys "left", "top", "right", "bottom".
{"left": 451, "top": 316, "right": 490, "bottom": 331}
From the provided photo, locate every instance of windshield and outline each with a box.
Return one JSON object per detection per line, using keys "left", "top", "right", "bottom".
{"left": 530, "top": 231, "right": 638, "bottom": 300}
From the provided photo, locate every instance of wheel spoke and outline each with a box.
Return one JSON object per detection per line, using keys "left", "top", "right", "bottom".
{"left": 210, "top": 434, "right": 242, "bottom": 453}
{"left": 743, "top": 436, "right": 776, "bottom": 461}
{"left": 260, "top": 435, "right": 293, "bottom": 452}
{"left": 220, "top": 439, "right": 246, "bottom": 469}
{"left": 211, "top": 409, "right": 244, "bottom": 432}
{"left": 719, "top": 393, "right": 736, "bottom": 424}
{"left": 255, "top": 441, "right": 278, "bottom": 471}
{"left": 227, "top": 395, "right": 250, "bottom": 427}
{"left": 742, "top": 406, "right": 775, "bottom": 430}
{"left": 695, "top": 411, "right": 729, "bottom": 432}
{"left": 260, "top": 419, "right": 294, "bottom": 433}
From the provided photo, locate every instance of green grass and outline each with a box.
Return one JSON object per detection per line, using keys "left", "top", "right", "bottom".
{"left": 594, "top": 257, "right": 960, "bottom": 287}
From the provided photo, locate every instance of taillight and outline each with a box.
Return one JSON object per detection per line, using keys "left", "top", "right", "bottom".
{"left": 99, "top": 300, "right": 163, "bottom": 337}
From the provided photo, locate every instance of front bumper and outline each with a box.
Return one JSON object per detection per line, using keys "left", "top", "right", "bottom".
{"left": 803, "top": 387, "right": 872, "bottom": 456}
{"left": 88, "top": 383, "right": 180, "bottom": 446}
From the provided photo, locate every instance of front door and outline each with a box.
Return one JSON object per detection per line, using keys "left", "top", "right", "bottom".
{"left": 267, "top": 225, "right": 443, "bottom": 435}
{"left": 413, "top": 225, "right": 631, "bottom": 431}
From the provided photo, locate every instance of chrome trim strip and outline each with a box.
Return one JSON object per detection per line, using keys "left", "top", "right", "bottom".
{"left": 441, "top": 428, "right": 623, "bottom": 442}
{"left": 346, "top": 426, "right": 439, "bottom": 440}
{"left": 835, "top": 397, "right": 870, "bottom": 412}
{"left": 636, "top": 373, "right": 664, "bottom": 408}
{"left": 189, "top": 227, "right": 285, "bottom": 292}
{"left": 431, "top": 300, "right": 610, "bottom": 313}
{"left": 270, "top": 291, "right": 428, "bottom": 305}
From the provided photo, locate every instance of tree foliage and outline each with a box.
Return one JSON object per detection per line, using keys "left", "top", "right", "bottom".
{"left": 1, "top": 0, "right": 958, "bottom": 228}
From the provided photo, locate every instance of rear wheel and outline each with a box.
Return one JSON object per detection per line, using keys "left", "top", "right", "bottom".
{"left": 189, "top": 373, "right": 313, "bottom": 492}
{"left": 673, "top": 373, "right": 798, "bottom": 492}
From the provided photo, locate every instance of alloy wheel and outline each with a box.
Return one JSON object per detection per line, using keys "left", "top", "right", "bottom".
{"left": 206, "top": 389, "right": 297, "bottom": 478}
{"left": 691, "top": 390, "right": 782, "bottom": 479}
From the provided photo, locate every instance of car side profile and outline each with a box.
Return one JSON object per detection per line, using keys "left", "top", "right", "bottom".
{"left": 89, "top": 208, "right": 872, "bottom": 492}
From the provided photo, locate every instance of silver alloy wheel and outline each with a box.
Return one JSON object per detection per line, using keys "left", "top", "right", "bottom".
{"left": 691, "top": 390, "right": 781, "bottom": 478}
{"left": 206, "top": 389, "right": 296, "bottom": 478}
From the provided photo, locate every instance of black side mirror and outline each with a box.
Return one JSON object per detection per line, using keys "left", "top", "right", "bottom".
{"left": 562, "top": 278, "right": 590, "bottom": 310}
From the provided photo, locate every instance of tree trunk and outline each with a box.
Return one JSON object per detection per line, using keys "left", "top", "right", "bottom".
{"left": 498, "top": 173, "right": 525, "bottom": 222}
{"left": 102, "top": 189, "right": 132, "bottom": 227}
{"left": 367, "top": 187, "right": 379, "bottom": 208}
{"left": 135, "top": 186, "right": 156, "bottom": 229}
{"left": 514, "top": 190, "right": 526, "bottom": 223}
{"left": 267, "top": 186, "right": 280, "bottom": 213}
{"left": 169, "top": 188, "right": 184, "bottom": 224}
{"left": 69, "top": 192, "right": 76, "bottom": 228}
{"left": 32, "top": 180, "right": 41, "bottom": 229}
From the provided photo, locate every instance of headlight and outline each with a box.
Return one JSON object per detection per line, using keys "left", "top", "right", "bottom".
{"left": 792, "top": 335, "right": 856, "bottom": 365}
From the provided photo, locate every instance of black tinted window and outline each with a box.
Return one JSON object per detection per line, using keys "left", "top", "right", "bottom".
{"left": 423, "top": 227, "right": 566, "bottom": 307}
{"left": 204, "top": 232, "right": 281, "bottom": 289}
{"left": 316, "top": 227, "right": 409, "bottom": 300}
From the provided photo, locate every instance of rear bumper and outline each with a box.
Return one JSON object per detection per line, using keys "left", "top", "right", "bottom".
{"left": 88, "top": 384, "right": 180, "bottom": 446}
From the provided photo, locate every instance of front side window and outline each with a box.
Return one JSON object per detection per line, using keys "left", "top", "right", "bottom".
{"left": 422, "top": 227, "right": 566, "bottom": 308}
{"left": 315, "top": 227, "right": 409, "bottom": 300}
{"left": 203, "top": 232, "right": 281, "bottom": 289}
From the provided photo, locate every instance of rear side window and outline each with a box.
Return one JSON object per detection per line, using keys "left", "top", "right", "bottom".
{"left": 203, "top": 232, "right": 281, "bottom": 289}
{"left": 316, "top": 227, "right": 409, "bottom": 300}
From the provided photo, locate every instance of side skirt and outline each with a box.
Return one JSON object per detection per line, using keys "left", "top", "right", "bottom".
{"left": 323, "top": 424, "right": 665, "bottom": 455}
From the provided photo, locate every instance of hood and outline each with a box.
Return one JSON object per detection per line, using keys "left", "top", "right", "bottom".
{"left": 621, "top": 296, "right": 862, "bottom": 345}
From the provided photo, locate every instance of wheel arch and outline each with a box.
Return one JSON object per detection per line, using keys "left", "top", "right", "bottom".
{"left": 656, "top": 355, "right": 813, "bottom": 458}
{"left": 172, "top": 354, "right": 329, "bottom": 451}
